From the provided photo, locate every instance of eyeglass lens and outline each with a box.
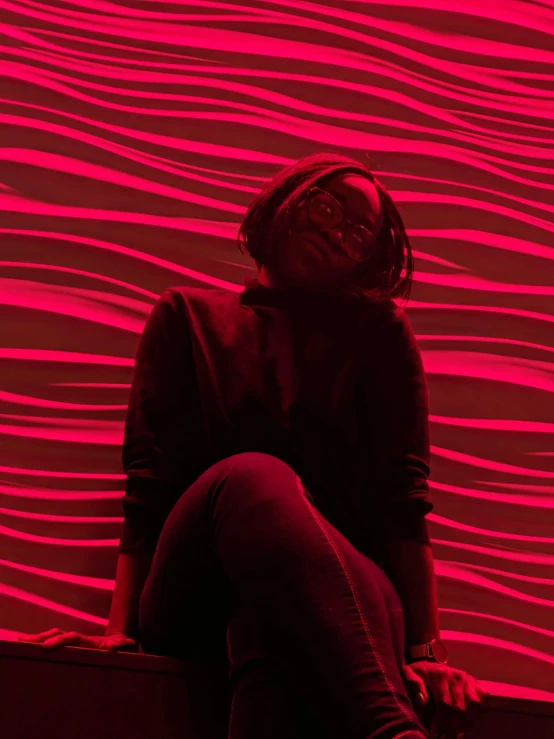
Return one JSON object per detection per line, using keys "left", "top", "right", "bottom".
{"left": 307, "top": 191, "right": 374, "bottom": 261}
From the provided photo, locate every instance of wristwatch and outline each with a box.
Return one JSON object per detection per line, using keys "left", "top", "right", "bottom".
{"left": 406, "top": 638, "right": 448, "bottom": 665}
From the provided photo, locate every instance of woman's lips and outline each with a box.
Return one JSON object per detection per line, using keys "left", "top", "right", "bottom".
{"left": 301, "top": 234, "right": 330, "bottom": 253}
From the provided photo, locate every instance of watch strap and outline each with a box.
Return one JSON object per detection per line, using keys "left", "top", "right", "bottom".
{"left": 406, "top": 643, "right": 438, "bottom": 663}
{"left": 406, "top": 639, "right": 448, "bottom": 665}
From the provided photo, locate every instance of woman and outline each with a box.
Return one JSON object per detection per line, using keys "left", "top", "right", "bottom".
{"left": 19, "top": 153, "right": 486, "bottom": 739}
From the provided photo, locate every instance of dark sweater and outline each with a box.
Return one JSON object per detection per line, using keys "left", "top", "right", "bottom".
{"left": 120, "top": 277, "right": 433, "bottom": 567}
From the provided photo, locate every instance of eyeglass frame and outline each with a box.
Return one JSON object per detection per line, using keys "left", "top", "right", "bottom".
{"left": 299, "top": 186, "right": 380, "bottom": 263}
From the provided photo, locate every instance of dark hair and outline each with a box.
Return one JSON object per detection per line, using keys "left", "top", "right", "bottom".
{"left": 237, "top": 152, "right": 415, "bottom": 308}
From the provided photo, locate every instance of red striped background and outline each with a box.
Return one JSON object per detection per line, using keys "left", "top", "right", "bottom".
{"left": 1, "top": 0, "right": 553, "bottom": 700}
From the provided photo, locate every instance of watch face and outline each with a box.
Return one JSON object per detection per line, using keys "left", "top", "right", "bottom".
{"left": 431, "top": 639, "right": 448, "bottom": 664}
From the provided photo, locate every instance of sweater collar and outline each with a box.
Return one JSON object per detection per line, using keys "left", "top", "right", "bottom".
{"left": 238, "top": 276, "right": 366, "bottom": 309}
{"left": 239, "top": 276, "right": 308, "bottom": 306}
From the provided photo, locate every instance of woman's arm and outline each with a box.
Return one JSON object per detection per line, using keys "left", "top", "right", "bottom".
{"left": 361, "top": 302, "right": 434, "bottom": 556}
{"left": 105, "top": 549, "right": 154, "bottom": 640}
{"left": 383, "top": 537, "right": 440, "bottom": 648}
{"left": 112, "top": 288, "right": 201, "bottom": 639}
{"left": 360, "top": 302, "right": 437, "bottom": 643}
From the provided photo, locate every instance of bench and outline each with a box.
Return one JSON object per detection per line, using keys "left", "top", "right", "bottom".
{"left": 1, "top": 639, "right": 553, "bottom": 738}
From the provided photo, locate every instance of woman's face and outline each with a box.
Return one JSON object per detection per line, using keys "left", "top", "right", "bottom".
{"left": 258, "top": 172, "right": 384, "bottom": 292}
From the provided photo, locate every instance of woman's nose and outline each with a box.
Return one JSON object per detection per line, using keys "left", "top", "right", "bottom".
{"left": 320, "top": 225, "right": 345, "bottom": 251}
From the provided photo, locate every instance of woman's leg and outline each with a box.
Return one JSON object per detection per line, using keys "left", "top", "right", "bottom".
{"left": 224, "top": 512, "right": 419, "bottom": 739}
{"left": 139, "top": 452, "right": 428, "bottom": 739}
{"left": 227, "top": 655, "right": 327, "bottom": 739}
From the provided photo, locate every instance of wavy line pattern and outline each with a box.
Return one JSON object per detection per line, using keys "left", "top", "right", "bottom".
{"left": 0, "top": 0, "right": 553, "bottom": 697}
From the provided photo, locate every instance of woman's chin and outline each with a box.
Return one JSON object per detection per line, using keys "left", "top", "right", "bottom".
{"left": 285, "top": 270, "right": 344, "bottom": 293}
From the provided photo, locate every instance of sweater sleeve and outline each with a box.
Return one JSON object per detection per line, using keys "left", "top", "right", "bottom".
{"left": 360, "top": 302, "right": 434, "bottom": 551}
{"left": 119, "top": 288, "right": 198, "bottom": 554}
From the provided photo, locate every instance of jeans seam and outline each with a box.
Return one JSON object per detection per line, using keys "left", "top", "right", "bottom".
{"left": 295, "top": 475, "right": 420, "bottom": 732}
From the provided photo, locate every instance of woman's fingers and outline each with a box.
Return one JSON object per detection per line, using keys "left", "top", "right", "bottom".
{"left": 401, "top": 663, "right": 429, "bottom": 722}
{"left": 461, "top": 678, "right": 484, "bottom": 733}
{"left": 407, "top": 663, "right": 488, "bottom": 739}
{"left": 18, "top": 630, "right": 139, "bottom": 652}
{"left": 428, "top": 671, "right": 462, "bottom": 739}
{"left": 475, "top": 681, "right": 488, "bottom": 698}
{"left": 446, "top": 676, "right": 466, "bottom": 738}
{"left": 430, "top": 673, "right": 484, "bottom": 739}
{"left": 18, "top": 628, "right": 64, "bottom": 643}
{"left": 449, "top": 675, "right": 466, "bottom": 712}
{"left": 464, "top": 677, "right": 481, "bottom": 706}
{"left": 17, "top": 630, "right": 140, "bottom": 653}
{"left": 402, "top": 664, "right": 428, "bottom": 703}
{"left": 42, "top": 631, "right": 88, "bottom": 649}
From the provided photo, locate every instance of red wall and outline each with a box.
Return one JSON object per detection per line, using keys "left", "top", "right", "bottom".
{"left": 1, "top": 0, "right": 553, "bottom": 700}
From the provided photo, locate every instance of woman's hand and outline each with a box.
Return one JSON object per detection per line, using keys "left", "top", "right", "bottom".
{"left": 401, "top": 660, "right": 487, "bottom": 739}
{"left": 17, "top": 628, "right": 138, "bottom": 653}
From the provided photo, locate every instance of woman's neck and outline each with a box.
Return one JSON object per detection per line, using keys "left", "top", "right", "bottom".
{"left": 256, "top": 265, "right": 276, "bottom": 290}
{"left": 256, "top": 266, "right": 360, "bottom": 299}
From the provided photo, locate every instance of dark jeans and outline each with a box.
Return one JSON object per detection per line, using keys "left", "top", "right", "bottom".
{"left": 138, "top": 453, "right": 429, "bottom": 739}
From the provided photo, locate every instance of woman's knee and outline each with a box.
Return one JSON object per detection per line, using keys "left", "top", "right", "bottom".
{"left": 213, "top": 452, "right": 296, "bottom": 488}
{"left": 202, "top": 453, "right": 304, "bottom": 521}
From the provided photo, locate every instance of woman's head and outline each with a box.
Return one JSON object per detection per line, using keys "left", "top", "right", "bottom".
{"left": 237, "top": 152, "right": 415, "bottom": 306}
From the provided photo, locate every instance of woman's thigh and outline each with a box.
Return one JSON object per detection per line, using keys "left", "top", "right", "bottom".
{"left": 224, "top": 543, "right": 408, "bottom": 736}
{"left": 138, "top": 453, "right": 404, "bottom": 662}
{"left": 138, "top": 462, "right": 235, "bottom": 662}
{"left": 138, "top": 451, "right": 417, "bottom": 738}
{"left": 228, "top": 657, "right": 329, "bottom": 739}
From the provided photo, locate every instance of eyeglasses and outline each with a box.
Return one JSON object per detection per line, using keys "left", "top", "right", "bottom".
{"left": 300, "top": 186, "right": 379, "bottom": 262}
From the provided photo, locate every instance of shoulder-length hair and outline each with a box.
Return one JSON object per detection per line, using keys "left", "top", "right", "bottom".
{"left": 237, "top": 152, "right": 415, "bottom": 308}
